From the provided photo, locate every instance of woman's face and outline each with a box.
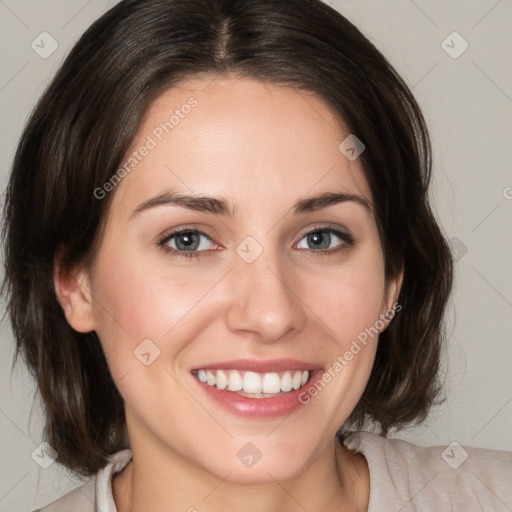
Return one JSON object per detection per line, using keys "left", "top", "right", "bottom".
{"left": 65, "top": 76, "right": 401, "bottom": 482}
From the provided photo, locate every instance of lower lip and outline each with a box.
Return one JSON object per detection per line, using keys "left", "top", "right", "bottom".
{"left": 192, "top": 369, "right": 324, "bottom": 418}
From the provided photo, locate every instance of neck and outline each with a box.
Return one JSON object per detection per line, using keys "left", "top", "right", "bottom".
{"left": 113, "top": 433, "right": 369, "bottom": 512}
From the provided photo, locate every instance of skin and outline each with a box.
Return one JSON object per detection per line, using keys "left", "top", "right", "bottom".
{"left": 55, "top": 76, "right": 403, "bottom": 511}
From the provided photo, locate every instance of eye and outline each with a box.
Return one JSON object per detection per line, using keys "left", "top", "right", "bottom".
{"left": 158, "top": 228, "right": 217, "bottom": 258}
{"left": 158, "top": 225, "right": 354, "bottom": 260}
{"left": 295, "top": 226, "right": 354, "bottom": 254}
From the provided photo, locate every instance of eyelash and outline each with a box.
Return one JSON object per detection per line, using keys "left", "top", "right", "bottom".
{"left": 157, "top": 224, "right": 355, "bottom": 259}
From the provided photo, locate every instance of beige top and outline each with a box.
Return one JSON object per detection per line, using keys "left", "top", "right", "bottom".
{"left": 34, "top": 431, "right": 512, "bottom": 511}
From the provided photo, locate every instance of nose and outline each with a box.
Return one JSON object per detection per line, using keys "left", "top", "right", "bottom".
{"left": 224, "top": 243, "right": 307, "bottom": 343}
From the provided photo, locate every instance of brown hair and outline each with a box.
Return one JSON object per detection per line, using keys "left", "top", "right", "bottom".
{"left": 2, "top": 0, "right": 453, "bottom": 477}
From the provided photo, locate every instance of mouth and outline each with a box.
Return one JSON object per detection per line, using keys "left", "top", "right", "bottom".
{"left": 191, "top": 368, "right": 313, "bottom": 398}
{"left": 189, "top": 359, "right": 323, "bottom": 417}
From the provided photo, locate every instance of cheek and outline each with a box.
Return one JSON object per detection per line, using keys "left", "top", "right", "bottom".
{"left": 294, "top": 259, "right": 386, "bottom": 423}
{"left": 87, "top": 251, "right": 204, "bottom": 418}
{"left": 296, "top": 251, "right": 386, "bottom": 412}
{"left": 303, "top": 256, "right": 386, "bottom": 344}
{"left": 88, "top": 244, "right": 222, "bottom": 371}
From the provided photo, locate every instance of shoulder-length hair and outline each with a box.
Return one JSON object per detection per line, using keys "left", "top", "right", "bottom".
{"left": 2, "top": 0, "right": 453, "bottom": 477}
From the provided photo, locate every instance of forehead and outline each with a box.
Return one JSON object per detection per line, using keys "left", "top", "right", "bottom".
{"left": 111, "top": 76, "right": 372, "bottom": 218}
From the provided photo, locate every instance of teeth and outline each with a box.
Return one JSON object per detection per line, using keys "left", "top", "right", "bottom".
{"left": 243, "top": 372, "right": 261, "bottom": 393}
{"left": 216, "top": 370, "right": 228, "bottom": 390}
{"left": 206, "top": 370, "right": 216, "bottom": 387}
{"left": 195, "top": 369, "right": 311, "bottom": 395}
{"left": 228, "top": 371, "right": 243, "bottom": 391}
{"left": 281, "top": 371, "right": 292, "bottom": 392}
{"left": 262, "top": 372, "right": 281, "bottom": 393}
{"left": 292, "top": 371, "right": 302, "bottom": 390}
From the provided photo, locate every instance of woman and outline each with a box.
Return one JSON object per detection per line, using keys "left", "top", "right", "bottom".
{"left": 3, "top": 0, "right": 511, "bottom": 511}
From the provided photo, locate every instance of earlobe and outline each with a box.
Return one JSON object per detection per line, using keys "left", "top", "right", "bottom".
{"left": 53, "top": 255, "right": 96, "bottom": 333}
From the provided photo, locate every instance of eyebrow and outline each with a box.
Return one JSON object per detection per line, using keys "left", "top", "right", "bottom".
{"left": 131, "top": 189, "right": 371, "bottom": 218}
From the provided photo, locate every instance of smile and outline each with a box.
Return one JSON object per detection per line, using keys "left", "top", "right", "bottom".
{"left": 193, "top": 369, "right": 312, "bottom": 397}
{"left": 190, "top": 358, "right": 323, "bottom": 417}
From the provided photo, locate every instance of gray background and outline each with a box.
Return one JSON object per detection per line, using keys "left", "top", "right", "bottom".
{"left": 1, "top": 1, "right": 511, "bottom": 510}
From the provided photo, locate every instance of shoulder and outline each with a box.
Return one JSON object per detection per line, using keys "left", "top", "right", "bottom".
{"left": 343, "top": 430, "right": 512, "bottom": 512}
{"left": 33, "top": 449, "right": 133, "bottom": 512}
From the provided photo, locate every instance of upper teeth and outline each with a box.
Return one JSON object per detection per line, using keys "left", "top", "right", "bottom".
{"left": 196, "top": 369, "right": 310, "bottom": 394}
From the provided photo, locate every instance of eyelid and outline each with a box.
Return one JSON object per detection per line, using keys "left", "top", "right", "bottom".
{"left": 157, "top": 223, "right": 355, "bottom": 258}
{"left": 294, "top": 223, "right": 355, "bottom": 252}
{"left": 297, "top": 222, "right": 352, "bottom": 241}
{"left": 158, "top": 226, "right": 218, "bottom": 249}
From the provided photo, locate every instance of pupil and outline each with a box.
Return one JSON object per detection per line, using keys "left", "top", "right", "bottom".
{"left": 177, "top": 232, "right": 198, "bottom": 250}
{"left": 309, "top": 231, "right": 330, "bottom": 249}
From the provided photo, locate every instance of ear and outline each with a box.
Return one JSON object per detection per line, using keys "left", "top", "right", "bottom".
{"left": 385, "top": 267, "right": 404, "bottom": 310}
{"left": 380, "top": 265, "right": 404, "bottom": 331}
{"left": 53, "top": 252, "right": 96, "bottom": 333}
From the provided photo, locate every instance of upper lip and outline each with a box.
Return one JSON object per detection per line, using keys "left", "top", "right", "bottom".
{"left": 191, "top": 359, "right": 322, "bottom": 373}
